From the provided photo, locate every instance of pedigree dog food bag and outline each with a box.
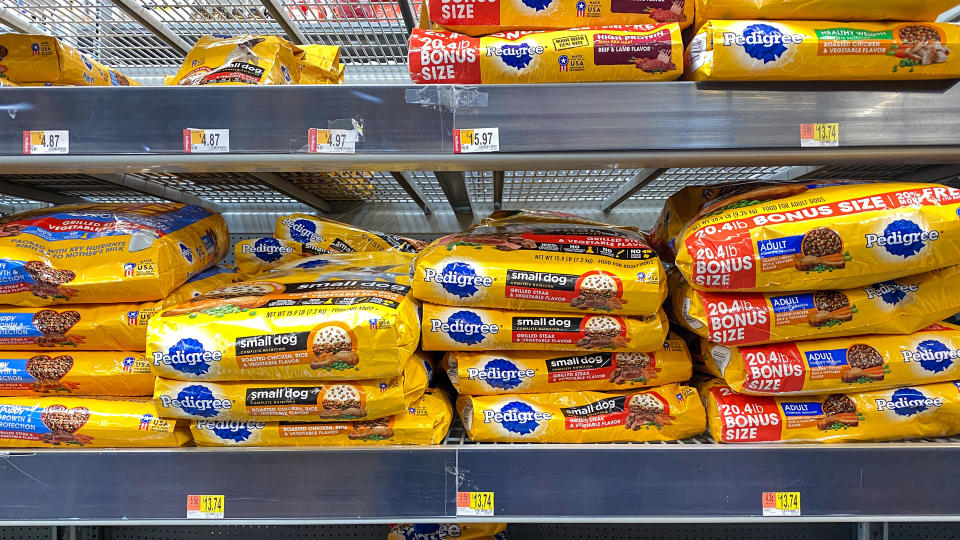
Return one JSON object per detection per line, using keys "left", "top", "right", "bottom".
{"left": 147, "top": 266, "right": 420, "bottom": 381}
{"left": 702, "top": 378, "right": 960, "bottom": 443}
{"left": 154, "top": 356, "right": 428, "bottom": 422}
{"left": 0, "top": 203, "right": 229, "bottom": 306}
{"left": 423, "top": 0, "right": 691, "bottom": 36}
{"left": 275, "top": 214, "right": 424, "bottom": 254}
{"left": 675, "top": 182, "right": 960, "bottom": 292}
{"left": 413, "top": 213, "right": 666, "bottom": 315}
{"left": 422, "top": 303, "right": 668, "bottom": 353}
{"left": 0, "top": 351, "right": 152, "bottom": 396}
{"left": 389, "top": 523, "right": 506, "bottom": 540}
{"left": 458, "top": 383, "right": 704, "bottom": 442}
{"left": 701, "top": 324, "right": 960, "bottom": 396}
{"left": 444, "top": 333, "right": 691, "bottom": 394}
{"left": 673, "top": 265, "right": 960, "bottom": 346}
{"left": 169, "top": 35, "right": 302, "bottom": 85}
{"left": 235, "top": 237, "right": 307, "bottom": 277}
{"left": 191, "top": 387, "right": 453, "bottom": 446}
{"left": 0, "top": 302, "right": 158, "bottom": 351}
{"left": 409, "top": 25, "right": 683, "bottom": 84}
{"left": 0, "top": 396, "right": 189, "bottom": 447}
{"left": 695, "top": 0, "right": 959, "bottom": 26}
{"left": 689, "top": 21, "right": 960, "bottom": 81}
{"left": 0, "top": 34, "right": 140, "bottom": 86}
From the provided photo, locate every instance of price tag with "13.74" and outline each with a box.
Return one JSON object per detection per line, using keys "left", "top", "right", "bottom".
{"left": 187, "top": 495, "right": 224, "bottom": 519}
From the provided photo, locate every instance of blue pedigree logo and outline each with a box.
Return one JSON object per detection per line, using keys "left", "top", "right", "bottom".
{"left": 862, "top": 279, "right": 917, "bottom": 305}
{"left": 483, "top": 401, "right": 551, "bottom": 434}
{"left": 159, "top": 384, "right": 232, "bottom": 418}
{"left": 521, "top": 0, "right": 551, "bottom": 10}
{"left": 242, "top": 237, "right": 293, "bottom": 263}
{"left": 179, "top": 242, "right": 194, "bottom": 263}
{"left": 422, "top": 262, "right": 492, "bottom": 298}
{"left": 722, "top": 23, "right": 804, "bottom": 63}
{"left": 875, "top": 388, "right": 943, "bottom": 416}
{"left": 487, "top": 42, "right": 545, "bottom": 71}
{"left": 864, "top": 219, "right": 939, "bottom": 258}
{"left": 151, "top": 338, "right": 223, "bottom": 376}
{"left": 901, "top": 339, "right": 959, "bottom": 373}
{"left": 282, "top": 218, "right": 323, "bottom": 244}
{"left": 468, "top": 358, "right": 534, "bottom": 390}
{"left": 430, "top": 310, "right": 499, "bottom": 345}
{"left": 196, "top": 420, "right": 265, "bottom": 442}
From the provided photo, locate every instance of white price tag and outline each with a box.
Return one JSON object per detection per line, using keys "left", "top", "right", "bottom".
{"left": 183, "top": 129, "right": 229, "bottom": 153}
{"left": 453, "top": 128, "right": 499, "bottom": 153}
{"left": 308, "top": 128, "right": 357, "bottom": 154}
{"left": 23, "top": 130, "right": 68, "bottom": 154}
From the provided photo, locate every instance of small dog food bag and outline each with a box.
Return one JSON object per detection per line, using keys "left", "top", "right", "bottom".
{"left": 0, "top": 351, "right": 153, "bottom": 396}
{"left": 274, "top": 214, "right": 424, "bottom": 254}
{"left": 422, "top": 303, "right": 668, "bottom": 353}
{"left": 700, "top": 323, "right": 960, "bottom": 396}
{"left": 444, "top": 333, "right": 691, "bottom": 394}
{"left": 689, "top": 21, "right": 960, "bottom": 81}
{"left": 413, "top": 211, "right": 666, "bottom": 315}
{"left": 694, "top": 0, "right": 958, "bottom": 27}
{"left": 458, "top": 383, "right": 705, "bottom": 442}
{"left": 673, "top": 265, "right": 960, "bottom": 346}
{"left": 191, "top": 387, "right": 453, "bottom": 446}
{"left": 674, "top": 182, "right": 960, "bottom": 291}
{"left": 702, "top": 377, "right": 960, "bottom": 443}
{"left": 154, "top": 355, "right": 428, "bottom": 422}
{"left": 0, "top": 396, "right": 190, "bottom": 447}
{"left": 389, "top": 523, "right": 506, "bottom": 540}
{"left": 168, "top": 35, "right": 302, "bottom": 85}
{"left": 148, "top": 264, "right": 420, "bottom": 381}
{"left": 0, "top": 203, "right": 229, "bottom": 306}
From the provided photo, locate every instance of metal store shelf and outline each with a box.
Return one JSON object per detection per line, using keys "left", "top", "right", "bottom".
{"left": 5, "top": 437, "right": 960, "bottom": 524}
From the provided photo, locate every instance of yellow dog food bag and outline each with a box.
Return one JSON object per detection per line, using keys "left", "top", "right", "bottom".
{"left": 409, "top": 25, "right": 683, "bottom": 84}
{"left": 0, "top": 302, "right": 158, "bottom": 351}
{"left": 154, "top": 356, "right": 428, "bottom": 422}
{"left": 0, "top": 34, "right": 140, "bottom": 86}
{"left": 299, "top": 44, "right": 342, "bottom": 83}
{"left": 414, "top": 213, "right": 666, "bottom": 315}
{"left": 0, "top": 203, "right": 229, "bottom": 306}
{"left": 701, "top": 323, "right": 960, "bottom": 396}
{"left": 169, "top": 35, "right": 302, "bottom": 85}
{"left": 444, "top": 333, "right": 691, "bottom": 394}
{"left": 673, "top": 265, "right": 960, "bottom": 347}
{"left": 0, "top": 79, "right": 17, "bottom": 87}
{"left": 675, "top": 182, "right": 960, "bottom": 292}
{"left": 423, "top": 0, "right": 692, "bottom": 36}
{"left": 191, "top": 387, "right": 453, "bottom": 446}
{"left": 235, "top": 237, "right": 307, "bottom": 277}
{"left": 389, "top": 523, "right": 507, "bottom": 540}
{"left": 0, "top": 396, "right": 190, "bottom": 448}
{"left": 458, "top": 383, "right": 704, "bottom": 442}
{"left": 275, "top": 213, "right": 424, "bottom": 254}
{"left": 422, "top": 303, "right": 668, "bottom": 353}
{"left": 0, "top": 351, "right": 152, "bottom": 396}
{"left": 689, "top": 21, "right": 960, "bottom": 81}
{"left": 148, "top": 264, "right": 419, "bottom": 381}
{"left": 694, "top": 0, "right": 958, "bottom": 27}
{"left": 162, "top": 265, "right": 242, "bottom": 307}
{"left": 702, "top": 377, "right": 960, "bottom": 443}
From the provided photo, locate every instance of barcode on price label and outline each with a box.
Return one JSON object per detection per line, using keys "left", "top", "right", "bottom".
{"left": 453, "top": 128, "right": 499, "bottom": 153}
{"left": 762, "top": 492, "right": 800, "bottom": 516}
{"left": 187, "top": 494, "right": 224, "bottom": 519}
{"left": 457, "top": 491, "right": 494, "bottom": 517}
{"left": 183, "top": 129, "right": 229, "bottom": 153}
{"left": 23, "top": 130, "right": 68, "bottom": 154}
{"left": 308, "top": 128, "right": 357, "bottom": 153}
{"left": 800, "top": 123, "right": 839, "bottom": 147}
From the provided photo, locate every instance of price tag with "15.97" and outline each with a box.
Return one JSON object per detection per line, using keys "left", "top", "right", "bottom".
{"left": 183, "top": 129, "right": 229, "bottom": 153}
{"left": 23, "top": 130, "right": 68, "bottom": 154}
{"left": 453, "top": 128, "right": 499, "bottom": 153}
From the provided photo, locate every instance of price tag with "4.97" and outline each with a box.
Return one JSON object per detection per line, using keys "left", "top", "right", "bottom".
{"left": 308, "top": 128, "right": 357, "bottom": 154}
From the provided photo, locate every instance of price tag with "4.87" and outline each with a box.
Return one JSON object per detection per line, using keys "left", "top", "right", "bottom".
{"left": 183, "top": 129, "right": 229, "bottom": 153}
{"left": 23, "top": 130, "right": 68, "bottom": 154}
{"left": 453, "top": 128, "right": 499, "bottom": 153}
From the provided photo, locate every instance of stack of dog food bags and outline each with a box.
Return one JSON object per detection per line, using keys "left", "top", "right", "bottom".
{"left": 167, "top": 36, "right": 343, "bottom": 85}
{"left": 388, "top": 523, "right": 507, "bottom": 540}
{"left": 409, "top": 0, "right": 690, "bottom": 84}
{"left": 0, "top": 203, "right": 231, "bottom": 447}
{"left": 149, "top": 249, "right": 453, "bottom": 447}
{"left": 235, "top": 213, "right": 424, "bottom": 278}
{"left": 687, "top": 0, "right": 960, "bottom": 81}
{"left": 661, "top": 181, "right": 960, "bottom": 443}
{"left": 415, "top": 210, "right": 705, "bottom": 443}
